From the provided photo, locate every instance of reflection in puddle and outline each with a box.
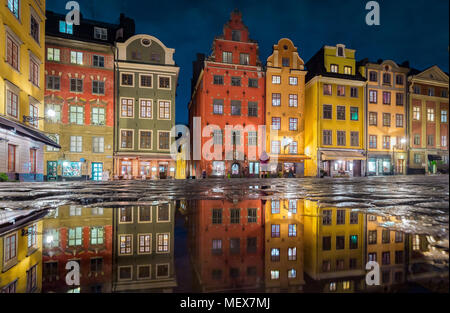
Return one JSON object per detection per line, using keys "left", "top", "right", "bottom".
{"left": 0, "top": 182, "right": 448, "bottom": 293}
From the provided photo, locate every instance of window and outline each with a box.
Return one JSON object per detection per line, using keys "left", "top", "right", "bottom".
{"left": 395, "top": 231, "right": 403, "bottom": 243}
{"left": 231, "top": 100, "right": 241, "bottom": 115}
{"left": 441, "top": 110, "right": 448, "bottom": 123}
{"left": 90, "top": 227, "right": 104, "bottom": 245}
{"left": 272, "top": 75, "right": 281, "bottom": 84}
{"left": 93, "top": 55, "right": 104, "bottom": 68}
{"left": 336, "top": 236, "right": 345, "bottom": 249}
{"left": 322, "top": 210, "right": 332, "bottom": 225}
{"left": 137, "top": 100, "right": 152, "bottom": 119}
{"left": 157, "top": 234, "right": 169, "bottom": 253}
{"left": 92, "top": 81, "right": 105, "bottom": 95}
{"left": 212, "top": 239, "right": 222, "bottom": 255}
{"left": 157, "top": 204, "right": 170, "bottom": 222}
{"left": 213, "top": 129, "right": 222, "bottom": 145}
{"left": 337, "top": 85, "right": 345, "bottom": 96}
{"left": 94, "top": 27, "right": 107, "bottom": 40}
{"left": 271, "top": 200, "right": 280, "bottom": 214}
{"left": 369, "top": 135, "right": 377, "bottom": 149}
{"left": 70, "top": 51, "right": 83, "bottom": 65}
{"left": 213, "top": 75, "right": 223, "bottom": 85}
{"left": 121, "top": 98, "right": 134, "bottom": 117}
{"left": 137, "top": 234, "right": 151, "bottom": 254}
{"left": 159, "top": 76, "right": 170, "bottom": 89}
{"left": 289, "top": 141, "right": 298, "bottom": 154}
{"left": 247, "top": 237, "right": 257, "bottom": 253}
{"left": 414, "top": 134, "right": 420, "bottom": 146}
{"left": 8, "top": 0, "right": 19, "bottom": 18}
{"left": 427, "top": 108, "right": 435, "bottom": 122}
{"left": 442, "top": 135, "right": 448, "bottom": 147}
{"left": 69, "top": 106, "right": 84, "bottom": 124}
{"left": 271, "top": 117, "right": 281, "bottom": 130}
{"left": 349, "top": 235, "right": 358, "bottom": 249}
{"left": 368, "top": 112, "right": 377, "bottom": 126}
{"left": 414, "top": 153, "right": 422, "bottom": 164}
{"left": 59, "top": 21, "right": 73, "bottom": 34}
{"left": 287, "top": 94, "right": 298, "bottom": 107}
{"left": 43, "top": 262, "right": 58, "bottom": 281}
{"left": 159, "top": 101, "right": 170, "bottom": 119}
{"left": 350, "top": 132, "right": 359, "bottom": 146}
{"left": 212, "top": 209, "right": 222, "bottom": 224}
{"left": 68, "top": 227, "right": 82, "bottom": 246}
{"left": 29, "top": 103, "right": 38, "bottom": 127}
{"left": 231, "top": 30, "right": 241, "bottom": 41}
{"left": 383, "top": 113, "right": 391, "bottom": 127}
{"left": 323, "top": 104, "right": 332, "bottom": 119}
{"left": 230, "top": 208, "right": 240, "bottom": 224}
{"left": 137, "top": 131, "right": 152, "bottom": 149}
{"left": 322, "top": 236, "right": 331, "bottom": 251}
{"left": 26, "top": 265, "right": 37, "bottom": 292}
{"left": 121, "top": 73, "right": 133, "bottom": 86}
{"left": 383, "top": 136, "right": 391, "bottom": 149}
{"left": 222, "top": 51, "right": 232, "bottom": 63}
{"left": 337, "top": 131, "right": 346, "bottom": 146}
{"left": 92, "top": 137, "right": 104, "bottom": 153}
{"left": 6, "top": 35, "right": 19, "bottom": 71}
{"left": 231, "top": 76, "right": 241, "bottom": 86}
{"left": 138, "top": 206, "right": 151, "bottom": 222}
{"left": 213, "top": 99, "right": 223, "bottom": 115}
{"left": 239, "top": 53, "right": 249, "bottom": 65}
{"left": 337, "top": 46, "right": 344, "bottom": 56}
{"left": 46, "top": 75, "right": 60, "bottom": 90}
{"left": 330, "top": 64, "right": 338, "bottom": 73}
{"left": 382, "top": 252, "right": 391, "bottom": 265}
{"left": 62, "top": 162, "right": 82, "bottom": 177}
{"left": 337, "top": 106, "right": 345, "bottom": 120}
{"left": 383, "top": 91, "right": 391, "bottom": 105}
{"left": 322, "top": 260, "right": 331, "bottom": 272}
{"left": 248, "top": 102, "right": 258, "bottom": 117}
{"left": 271, "top": 141, "right": 280, "bottom": 154}
{"left": 396, "top": 114, "right": 404, "bottom": 127}
{"left": 323, "top": 84, "right": 332, "bottom": 95}
{"left": 350, "top": 107, "right": 358, "bottom": 121}
{"left": 350, "top": 87, "right": 358, "bottom": 98}
{"left": 158, "top": 132, "right": 170, "bottom": 150}
{"left": 383, "top": 73, "right": 391, "bottom": 85}
{"left": 344, "top": 66, "right": 352, "bottom": 75}
{"left": 369, "top": 90, "right": 377, "bottom": 103}
{"left": 247, "top": 208, "right": 257, "bottom": 223}
{"left": 369, "top": 71, "right": 377, "bottom": 82}
{"left": 248, "top": 78, "right": 258, "bottom": 88}
{"left": 428, "top": 88, "right": 435, "bottom": 96}
{"left": 368, "top": 252, "right": 377, "bottom": 262}
{"left": 289, "top": 118, "right": 298, "bottom": 131}
{"left": 336, "top": 259, "right": 345, "bottom": 271}
{"left": 28, "top": 14, "right": 38, "bottom": 43}
{"left": 427, "top": 135, "right": 434, "bottom": 146}
{"left": 119, "top": 235, "right": 132, "bottom": 254}
{"left": 4, "top": 233, "right": 17, "bottom": 264}
{"left": 46, "top": 134, "right": 60, "bottom": 151}
{"left": 323, "top": 130, "right": 332, "bottom": 145}
{"left": 282, "top": 57, "right": 290, "bottom": 67}
{"left": 230, "top": 238, "right": 240, "bottom": 254}
{"left": 121, "top": 130, "right": 133, "bottom": 149}
{"left": 288, "top": 247, "right": 297, "bottom": 261}
{"left": 382, "top": 229, "right": 390, "bottom": 243}
{"left": 270, "top": 270, "right": 280, "bottom": 280}
{"left": 288, "top": 269, "right": 297, "bottom": 279}
{"left": 70, "top": 136, "right": 82, "bottom": 152}
{"left": 395, "top": 251, "right": 404, "bottom": 264}
{"left": 28, "top": 57, "right": 39, "bottom": 86}
{"left": 413, "top": 106, "right": 421, "bottom": 120}
{"left": 271, "top": 224, "right": 280, "bottom": 238}
{"left": 336, "top": 210, "right": 345, "bottom": 224}
{"left": 442, "top": 90, "right": 448, "bottom": 98}
{"left": 248, "top": 131, "right": 257, "bottom": 146}
{"left": 368, "top": 230, "right": 377, "bottom": 244}
{"left": 414, "top": 85, "right": 421, "bottom": 94}
{"left": 47, "top": 48, "right": 60, "bottom": 61}
{"left": 396, "top": 74, "right": 404, "bottom": 85}
{"left": 70, "top": 78, "right": 83, "bottom": 92}
{"left": 289, "top": 77, "right": 298, "bottom": 85}
{"left": 396, "top": 93, "right": 404, "bottom": 106}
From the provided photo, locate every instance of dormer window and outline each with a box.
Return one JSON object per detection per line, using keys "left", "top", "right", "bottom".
{"left": 330, "top": 64, "right": 338, "bottom": 73}
{"left": 337, "top": 46, "right": 344, "bottom": 57}
{"left": 94, "top": 27, "right": 107, "bottom": 40}
{"left": 282, "top": 57, "right": 290, "bottom": 67}
{"left": 344, "top": 66, "right": 352, "bottom": 75}
{"left": 232, "top": 30, "right": 241, "bottom": 41}
{"left": 59, "top": 21, "right": 73, "bottom": 34}
{"left": 383, "top": 73, "right": 391, "bottom": 85}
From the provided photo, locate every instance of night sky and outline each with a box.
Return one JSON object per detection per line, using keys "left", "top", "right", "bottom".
{"left": 47, "top": 0, "right": 449, "bottom": 125}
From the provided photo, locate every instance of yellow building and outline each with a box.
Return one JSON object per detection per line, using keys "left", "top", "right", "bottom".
{"left": 1, "top": 210, "right": 46, "bottom": 293}
{"left": 264, "top": 198, "right": 304, "bottom": 292}
{"left": 265, "top": 38, "right": 308, "bottom": 177}
{"left": 366, "top": 214, "right": 407, "bottom": 291}
{"left": 0, "top": 0, "right": 59, "bottom": 181}
{"left": 303, "top": 200, "right": 365, "bottom": 292}
{"left": 358, "top": 60, "right": 409, "bottom": 175}
{"left": 305, "top": 44, "right": 366, "bottom": 177}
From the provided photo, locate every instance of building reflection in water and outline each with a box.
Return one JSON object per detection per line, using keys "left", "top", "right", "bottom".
{"left": 2, "top": 198, "right": 447, "bottom": 293}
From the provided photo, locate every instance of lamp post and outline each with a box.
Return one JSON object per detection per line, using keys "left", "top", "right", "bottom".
{"left": 23, "top": 109, "right": 56, "bottom": 124}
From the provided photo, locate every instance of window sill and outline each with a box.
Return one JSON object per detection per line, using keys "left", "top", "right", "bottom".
{"left": 1, "top": 258, "right": 18, "bottom": 273}
{"left": 26, "top": 247, "right": 39, "bottom": 257}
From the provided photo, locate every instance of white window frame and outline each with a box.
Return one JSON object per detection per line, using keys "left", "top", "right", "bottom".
{"left": 157, "top": 75, "right": 171, "bottom": 90}
{"left": 139, "top": 73, "right": 153, "bottom": 88}
{"left": 138, "top": 129, "right": 153, "bottom": 150}
{"left": 120, "top": 72, "right": 134, "bottom": 87}
{"left": 92, "top": 136, "right": 104, "bottom": 153}
{"left": 70, "top": 136, "right": 83, "bottom": 152}
{"left": 119, "top": 129, "right": 134, "bottom": 150}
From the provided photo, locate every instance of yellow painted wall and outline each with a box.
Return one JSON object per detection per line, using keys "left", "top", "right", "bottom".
{"left": 0, "top": 219, "right": 43, "bottom": 292}
{"left": 0, "top": 0, "right": 46, "bottom": 129}
{"left": 265, "top": 38, "right": 307, "bottom": 160}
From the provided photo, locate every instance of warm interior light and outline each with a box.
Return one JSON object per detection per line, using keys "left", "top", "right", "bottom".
{"left": 47, "top": 109, "right": 56, "bottom": 117}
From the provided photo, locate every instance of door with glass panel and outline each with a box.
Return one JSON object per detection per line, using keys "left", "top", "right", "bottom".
{"left": 92, "top": 162, "right": 103, "bottom": 181}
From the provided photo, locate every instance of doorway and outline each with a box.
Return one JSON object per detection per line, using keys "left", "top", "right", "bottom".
{"left": 47, "top": 161, "right": 57, "bottom": 181}
{"left": 92, "top": 162, "right": 103, "bottom": 181}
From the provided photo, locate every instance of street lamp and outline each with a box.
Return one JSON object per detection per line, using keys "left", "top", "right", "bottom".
{"left": 23, "top": 108, "right": 56, "bottom": 124}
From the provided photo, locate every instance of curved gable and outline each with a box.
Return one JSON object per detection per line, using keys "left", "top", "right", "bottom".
{"left": 117, "top": 34, "right": 175, "bottom": 65}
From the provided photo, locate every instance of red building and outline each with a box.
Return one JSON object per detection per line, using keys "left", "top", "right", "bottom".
{"left": 189, "top": 10, "right": 265, "bottom": 178}
{"left": 188, "top": 199, "right": 265, "bottom": 292}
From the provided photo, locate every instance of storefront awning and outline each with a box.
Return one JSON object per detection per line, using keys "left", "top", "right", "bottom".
{"left": 0, "top": 115, "right": 61, "bottom": 148}
{"left": 321, "top": 150, "right": 365, "bottom": 161}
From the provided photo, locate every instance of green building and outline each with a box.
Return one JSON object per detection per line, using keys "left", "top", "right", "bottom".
{"left": 114, "top": 34, "right": 179, "bottom": 179}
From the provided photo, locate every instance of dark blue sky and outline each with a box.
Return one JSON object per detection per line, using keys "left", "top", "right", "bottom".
{"left": 47, "top": 0, "right": 449, "bottom": 125}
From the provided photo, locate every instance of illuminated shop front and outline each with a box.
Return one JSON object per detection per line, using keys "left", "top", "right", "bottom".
{"left": 367, "top": 157, "right": 392, "bottom": 176}
{"left": 62, "top": 161, "right": 82, "bottom": 177}
{"left": 320, "top": 150, "right": 365, "bottom": 177}
{"left": 114, "top": 156, "right": 176, "bottom": 180}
